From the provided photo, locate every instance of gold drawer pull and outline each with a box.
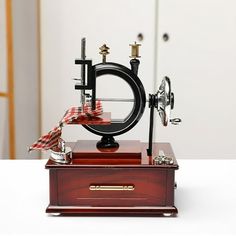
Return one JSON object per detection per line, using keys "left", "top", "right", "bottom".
{"left": 89, "top": 185, "right": 134, "bottom": 191}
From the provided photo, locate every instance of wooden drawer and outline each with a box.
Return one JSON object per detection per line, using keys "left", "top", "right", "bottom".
{"left": 56, "top": 168, "right": 168, "bottom": 207}
{"left": 46, "top": 143, "right": 178, "bottom": 215}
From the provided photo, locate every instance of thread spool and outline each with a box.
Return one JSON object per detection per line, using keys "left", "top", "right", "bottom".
{"left": 129, "top": 42, "right": 141, "bottom": 59}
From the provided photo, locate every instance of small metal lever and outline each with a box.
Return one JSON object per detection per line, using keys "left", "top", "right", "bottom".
{"left": 170, "top": 118, "right": 181, "bottom": 125}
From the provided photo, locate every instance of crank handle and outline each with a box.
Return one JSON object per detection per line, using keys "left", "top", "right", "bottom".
{"left": 170, "top": 118, "right": 182, "bottom": 125}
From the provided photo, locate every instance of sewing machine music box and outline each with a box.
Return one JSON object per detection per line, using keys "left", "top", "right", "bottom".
{"left": 43, "top": 38, "right": 181, "bottom": 216}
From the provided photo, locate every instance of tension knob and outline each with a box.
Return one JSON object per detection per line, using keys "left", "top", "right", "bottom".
{"left": 99, "top": 44, "right": 110, "bottom": 63}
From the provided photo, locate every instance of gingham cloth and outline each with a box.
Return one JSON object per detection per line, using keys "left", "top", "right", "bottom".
{"left": 60, "top": 100, "right": 102, "bottom": 125}
{"left": 29, "top": 101, "right": 103, "bottom": 151}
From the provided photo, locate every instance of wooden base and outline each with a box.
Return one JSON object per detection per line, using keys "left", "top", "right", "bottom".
{"left": 72, "top": 140, "right": 142, "bottom": 159}
{"left": 46, "top": 205, "right": 178, "bottom": 216}
{"left": 45, "top": 142, "right": 178, "bottom": 216}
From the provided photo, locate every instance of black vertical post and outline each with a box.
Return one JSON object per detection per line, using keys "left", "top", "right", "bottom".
{"left": 130, "top": 59, "right": 140, "bottom": 75}
{"left": 91, "top": 67, "right": 96, "bottom": 110}
{"left": 81, "top": 38, "right": 86, "bottom": 106}
{"left": 147, "top": 96, "right": 155, "bottom": 156}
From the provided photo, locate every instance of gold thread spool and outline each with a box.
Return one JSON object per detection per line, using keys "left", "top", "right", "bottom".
{"left": 129, "top": 42, "right": 141, "bottom": 59}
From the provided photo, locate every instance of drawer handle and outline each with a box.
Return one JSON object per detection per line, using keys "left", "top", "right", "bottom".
{"left": 89, "top": 185, "right": 134, "bottom": 191}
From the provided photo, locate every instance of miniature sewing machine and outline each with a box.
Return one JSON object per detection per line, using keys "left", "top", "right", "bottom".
{"left": 45, "top": 38, "right": 181, "bottom": 216}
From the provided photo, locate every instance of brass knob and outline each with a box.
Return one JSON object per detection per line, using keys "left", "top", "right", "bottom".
{"left": 99, "top": 44, "right": 110, "bottom": 63}
{"left": 129, "top": 42, "right": 141, "bottom": 59}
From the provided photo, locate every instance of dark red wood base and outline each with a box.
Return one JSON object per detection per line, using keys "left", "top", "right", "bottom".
{"left": 46, "top": 205, "right": 178, "bottom": 216}
{"left": 45, "top": 142, "right": 178, "bottom": 216}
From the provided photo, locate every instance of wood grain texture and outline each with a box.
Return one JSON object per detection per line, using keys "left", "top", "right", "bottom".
{"left": 46, "top": 205, "right": 178, "bottom": 216}
{"left": 49, "top": 170, "right": 58, "bottom": 205}
{"left": 46, "top": 142, "right": 178, "bottom": 216}
{"left": 57, "top": 168, "right": 167, "bottom": 206}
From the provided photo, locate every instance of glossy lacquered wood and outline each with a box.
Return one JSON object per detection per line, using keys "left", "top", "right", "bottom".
{"left": 72, "top": 140, "right": 142, "bottom": 159}
{"left": 46, "top": 142, "right": 178, "bottom": 216}
{"left": 46, "top": 206, "right": 178, "bottom": 216}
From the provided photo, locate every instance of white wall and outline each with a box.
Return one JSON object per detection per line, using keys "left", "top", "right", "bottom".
{"left": 12, "top": 0, "right": 40, "bottom": 159}
{"left": 156, "top": 0, "right": 236, "bottom": 158}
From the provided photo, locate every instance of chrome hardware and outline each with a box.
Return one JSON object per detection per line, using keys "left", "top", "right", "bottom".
{"left": 159, "top": 150, "right": 165, "bottom": 158}
{"left": 163, "top": 213, "right": 173, "bottom": 217}
{"left": 157, "top": 77, "right": 181, "bottom": 127}
{"left": 50, "top": 147, "right": 72, "bottom": 164}
{"left": 50, "top": 139, "right": 72, "bottom": 164}
{"left": 89, "top": 185, "right": 135, "bottom": 191}
{"left": 96, "top": 97, "right": 135, "bottom": 102}
{"left": 153, "top": 150, "right": 174, "bottom": 165}
{"left": 50, "top": 213, "right": 61, "bottom": 216}
{"left": 164, "top": 157, "right": 174, "bottom": 165}
{"left": 157, "top": 77, "right": 172, "bottom": 126}
{"left": 85, "top": 94, "right": 92, "bottom": 104}
{"left": 170, "top": 118, "right": 182, "bottom": 125}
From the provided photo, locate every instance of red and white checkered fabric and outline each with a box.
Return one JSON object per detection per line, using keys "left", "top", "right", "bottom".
{"left": 29, "top": 126, "right": 62, "bottom": 151}
{"left": 60, "top": 100, "right": 103, "bottom": 125}
{"left": 29, "top": 101, "right": 103, "bottom": 151}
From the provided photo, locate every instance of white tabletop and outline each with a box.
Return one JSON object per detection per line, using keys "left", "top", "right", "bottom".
{"left": 0, "top": 159, "right": 235, "bottom": 236}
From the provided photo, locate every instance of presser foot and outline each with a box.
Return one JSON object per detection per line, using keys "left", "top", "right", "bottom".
{"left": 50, "top": 146, "right": 72, "bottom": 164}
